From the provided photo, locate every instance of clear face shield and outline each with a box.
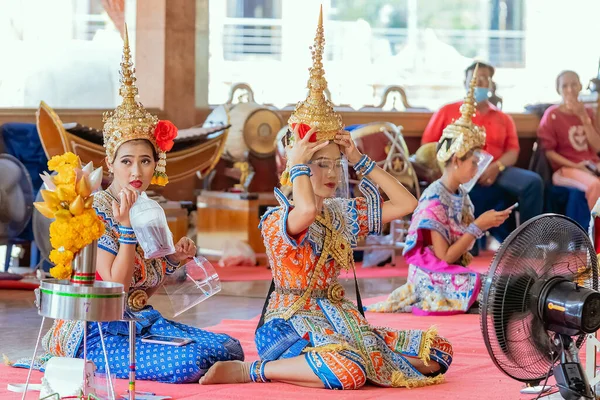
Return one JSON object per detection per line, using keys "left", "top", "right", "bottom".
{"left": 281, "top": 129, "right": 351, "bottom": 199}
{"left": 161, "top": 256, "right": 221, "bottom": 318}
{"left": 461, "top": 149, "right": 493, "bottom": 193}
{"left": 307, "top": 155, "right": 350, "bottom": 199}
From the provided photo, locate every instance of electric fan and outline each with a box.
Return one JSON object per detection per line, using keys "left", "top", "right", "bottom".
{"left": 32, "top": 187, "right": 53, "bottom": 267}
{"left": 480, "top": 214, "right": 600, "bottom": 400}
{"left": 0, "top": 154, "right": 34, "bottom": 269}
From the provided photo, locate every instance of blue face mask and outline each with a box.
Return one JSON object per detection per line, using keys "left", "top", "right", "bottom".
{"left": 473, "top": 86, "right": 490, "bottom": 103}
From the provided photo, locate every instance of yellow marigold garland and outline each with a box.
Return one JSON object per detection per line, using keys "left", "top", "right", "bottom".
{"left": 34, "top": 153, "right": 105, "bottom": 279}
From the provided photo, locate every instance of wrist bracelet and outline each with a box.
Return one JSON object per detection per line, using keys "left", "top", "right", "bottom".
{"left": 353, "top": 154, "right": 376, "bottom": 176}
{"left": 290, "top": 164, "right": 311, "bottom": 183}
{"left": 165, "top": 256, "right": 180, "bottom": 274}
{"left": 118, "top": 225, "right": 137, "bottom": 245}
{"left": 466, "top": 223, "right": 484, "bottom": 239}
{"left": 249, "top": 360, "right": 270, "bottom": 383}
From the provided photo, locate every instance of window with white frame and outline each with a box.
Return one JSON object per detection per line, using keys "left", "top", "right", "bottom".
{"left": 208, "top": 0, "right": 600, "bottom": 113}
{"left": 0, "top": 0, "right": 124, "bottom": 108}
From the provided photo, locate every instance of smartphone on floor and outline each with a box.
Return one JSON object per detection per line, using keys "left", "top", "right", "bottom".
{"left": 141, "top": 335, "right": 192, "bottom": 346}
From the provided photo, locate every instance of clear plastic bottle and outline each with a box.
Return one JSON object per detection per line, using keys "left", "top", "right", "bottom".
{"left": 129, "top": 192, "right": 176, "bottom": 259}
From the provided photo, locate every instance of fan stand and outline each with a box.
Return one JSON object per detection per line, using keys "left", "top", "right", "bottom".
{"left": 539, "top": 334, "right": 594, "bottom": 400}
{"left": 520, "top": 384, "right": 552, "bottom": 395}
{"left": 585, "top": 332, "right": 600, "bottom": 389}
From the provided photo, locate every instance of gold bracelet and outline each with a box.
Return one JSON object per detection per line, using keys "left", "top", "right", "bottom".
{"left": 128, "top": 289, "right": 148, "bottom": 311}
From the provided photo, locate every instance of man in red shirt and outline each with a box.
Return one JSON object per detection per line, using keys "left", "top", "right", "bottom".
{"left": 422, "top": 61, "right": 543, "bottom": 244}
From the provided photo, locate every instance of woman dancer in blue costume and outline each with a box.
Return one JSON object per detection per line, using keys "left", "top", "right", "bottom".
{"left": 13, "top": 28, "right": 243, "bottom": 383}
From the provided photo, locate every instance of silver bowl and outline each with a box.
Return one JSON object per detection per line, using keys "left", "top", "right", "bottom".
{"left": 36, "top": 279, "right": 125, "bottom": 321}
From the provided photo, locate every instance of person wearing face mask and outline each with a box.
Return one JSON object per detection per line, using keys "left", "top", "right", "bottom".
{"left": 366, "top": 70, "right": 511, "bottom": 315}
{"left": 421, "top": 61, "right": 543, "bottom": 246}
{"left": 537, "top": 70, "right": 600, "bottom": 210}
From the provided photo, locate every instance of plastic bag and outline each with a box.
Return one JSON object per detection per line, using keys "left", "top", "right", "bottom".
{"left": 218, "top": 240, "right": 256, "bottom": 267}
{"left": 129, "top": 192, "right": 175, "bottom": 259}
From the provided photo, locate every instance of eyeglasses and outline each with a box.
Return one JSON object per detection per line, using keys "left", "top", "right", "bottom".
{"left": 308, "top": 158, "right": 343, "bottom": 171}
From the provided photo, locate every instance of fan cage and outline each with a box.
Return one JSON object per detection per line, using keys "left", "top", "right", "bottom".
{"left": 480, "top": 214, "right": 598, "bottom": 383}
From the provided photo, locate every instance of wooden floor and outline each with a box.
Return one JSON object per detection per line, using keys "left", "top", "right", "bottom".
{"left": 0, "top": 274, "right": 404, "bottom": 362}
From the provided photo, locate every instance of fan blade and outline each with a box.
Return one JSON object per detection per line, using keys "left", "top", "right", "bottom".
{"left": 481, "top": 214, "right": 594, "bottom": 383}
{"left": 529, "top": 315, "right": 556, "bottom": 361}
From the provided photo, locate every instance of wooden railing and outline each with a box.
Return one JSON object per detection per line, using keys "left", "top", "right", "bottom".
{"left": 1, "top": 107, "right": 541, "bottom": 169}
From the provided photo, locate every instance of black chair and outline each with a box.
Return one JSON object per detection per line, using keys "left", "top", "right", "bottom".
{"left": 528, "top": 141, "right": 590, "bottom": 229}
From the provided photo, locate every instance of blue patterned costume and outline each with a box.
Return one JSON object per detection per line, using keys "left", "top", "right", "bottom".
{"left": 14, "top": 190, "right": 244, "bottom": 383}
{"left": 255, "top": 180, "right": 453, "bottom": 389}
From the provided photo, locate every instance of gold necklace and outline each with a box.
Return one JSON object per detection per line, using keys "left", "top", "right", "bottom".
{"left": 107, "top": 185, "right": 121, "bottom": 203}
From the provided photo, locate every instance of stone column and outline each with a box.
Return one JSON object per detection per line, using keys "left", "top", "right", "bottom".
{"left": 133, "top": 0, "right": 197, "bottom": 128}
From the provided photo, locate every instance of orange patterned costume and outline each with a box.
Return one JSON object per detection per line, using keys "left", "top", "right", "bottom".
{"left": 255, "top": 180, "right": 453, "bottom": 389}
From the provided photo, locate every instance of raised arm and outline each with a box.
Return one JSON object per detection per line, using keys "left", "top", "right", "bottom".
{"left": 335, "top": 131, "right": 418, "bottom": 224}
{"left": 285, "top": 125, "right": 330, "bottom": 235}
{"left": 95, "top": 188, "right": 138, "bottom": 292}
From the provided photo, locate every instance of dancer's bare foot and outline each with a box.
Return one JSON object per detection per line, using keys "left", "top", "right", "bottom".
{"left": 199, "top": 360, "right": 253, "bottom": 384}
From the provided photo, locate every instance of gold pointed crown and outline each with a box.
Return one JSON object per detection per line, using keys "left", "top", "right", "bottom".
{"left": 102, "top": 25, "right": 172, "bottom": 186}
{"left": 437, "top": 64, "right": 487, "bottom": 163}
{"left": 287, "top": 6, "right": 343, "bottom": 141}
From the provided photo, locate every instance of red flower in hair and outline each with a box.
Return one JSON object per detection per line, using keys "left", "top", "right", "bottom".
{"left": 154, "top": 120, "right": 178, "bottom": 152}
{"left": 291, "top": 123, "right": 316, "bottom": 142}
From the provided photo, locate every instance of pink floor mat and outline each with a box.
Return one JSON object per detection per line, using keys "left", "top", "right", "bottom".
{"left": 1, "top": 303, "right": 551, "bottom": 399}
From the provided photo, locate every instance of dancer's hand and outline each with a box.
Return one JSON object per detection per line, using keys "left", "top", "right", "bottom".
{"left": 286, "top": 125, "right": 330, "bottom": 166}
{"left": 170, "top": 237, "right": 197, "bottom": 263}
{"left": 334, "top": 130, "right": 362, "bottom": 164}
{"left": 474, "top": 209, "right": 511, "bottom": 231}
{"left": 111, "top": 187, "right": 138, "bottom": 227}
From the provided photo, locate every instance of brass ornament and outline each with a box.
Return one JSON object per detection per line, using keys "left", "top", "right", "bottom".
{"left": 287, "top": 6, "right": 343, "bottom": 142}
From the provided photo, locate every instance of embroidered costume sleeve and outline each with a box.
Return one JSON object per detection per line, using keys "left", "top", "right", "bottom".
{"left": 354, "top": 178, "right": 383, "bottom": 237}
{"left": 259, "top": 187, "right": 309, "bottom": 251}
{"left": 93, "top": 190, "right": 167, "bottom": 292}
{"left": 93, "top": 191, "right": 119, "bottom": 256}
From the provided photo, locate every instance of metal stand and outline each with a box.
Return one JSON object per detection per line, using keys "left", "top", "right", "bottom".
{"left": 129, "top": 321, "right": 136, "bottom": 400}
{"left": 585, "top": 331, "right": 600, "bottom": 391}
{"left": 98, "top": 323, "right": 117, "bottom": 400}
{"left": 538, "top": 333, "right": 598, "bottom": 399}
{"left": 22, "top": 317, "right": 45, "bottom": 400}
{"left": 22, "top": 242, "right": 127, "bottom": 399}
{"left": 83, "top": 322, "right": 87, "bottom": 396}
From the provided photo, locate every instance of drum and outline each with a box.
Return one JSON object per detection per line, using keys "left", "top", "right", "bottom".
{"left": 204, "top": 103, "right": 283, "bottom": 161}
{"left": 275, "top": 125, "right": 289, "bottom": 176}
